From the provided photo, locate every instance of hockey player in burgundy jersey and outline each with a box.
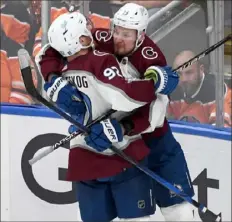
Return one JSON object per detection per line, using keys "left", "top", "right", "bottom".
{"left": 36, "top": 4, "right": 194, "bottom": 222}
{"left": 40, "top": 11, "right": 170, "bottom": 222}
{"left": 87, "top": 4, "right": 194, "bottom": 221}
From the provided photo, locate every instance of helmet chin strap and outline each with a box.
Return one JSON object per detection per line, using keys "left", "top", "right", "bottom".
{"left": 130, "top": 30, "right": 145, "bottom": 54}
{"left": 136, "top": 30, "right": 145, "bottom": 47}
{"left": 82, "top": 42, "right": 94, "bottom": 50}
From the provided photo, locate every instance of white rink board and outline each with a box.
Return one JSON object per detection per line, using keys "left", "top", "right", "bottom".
{"left": 1, "top": 109, "right": 231, "bottom": 222}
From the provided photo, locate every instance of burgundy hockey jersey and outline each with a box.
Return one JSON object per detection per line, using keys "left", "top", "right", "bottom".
{"left": 37, "top": 46, "right": 169, "bottom": 181}
{"left": 36, "top": 29, "right": 169, "bottom": 139}
{"left": 93, "top": 29, "right": 169, "bottom": 139}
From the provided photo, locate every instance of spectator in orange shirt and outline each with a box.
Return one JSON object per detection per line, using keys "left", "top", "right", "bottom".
{"left": 168, "top": 50, "right": 231, "bottom": 127}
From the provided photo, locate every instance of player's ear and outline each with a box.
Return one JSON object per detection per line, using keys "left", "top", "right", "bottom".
{"left": 79, "top": 36, "right": 84, "bottom": 43}
{"left": 79, "top": 36, "right": 87, "bottom": 46}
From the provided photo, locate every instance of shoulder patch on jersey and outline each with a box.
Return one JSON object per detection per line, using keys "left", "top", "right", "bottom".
{"left": 141, "top": 46, "right": 158, "bottom": 60}
{"left": 95, "top": 30, "right": 112, "bottom": 42}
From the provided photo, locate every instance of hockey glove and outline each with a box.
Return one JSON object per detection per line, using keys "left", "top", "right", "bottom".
{"left": 84, "top": 118, "right": 123, "bottom": 152}
{"left": 44, "top": 76, "right": 86, "bottom": 116}
{"left": 144, "top": 65, "right": 179, "bottom": 95}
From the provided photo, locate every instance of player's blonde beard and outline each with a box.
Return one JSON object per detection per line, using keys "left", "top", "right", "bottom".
{"left": 113, "top": 37, "right": 143, "bottom": 57}
{"left": 112, "top": 26, "right": 145, "bottom": 56}
{"left": 114, "top": 41, "right": 135, "bottom": 56}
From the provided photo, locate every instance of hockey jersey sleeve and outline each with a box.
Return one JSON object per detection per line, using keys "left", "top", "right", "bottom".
{"left": 94, "top": 54, "right": 157, "bottom": 112}
{"left": 128, "top": 94, "right": 169, "bottom": 135}
{"left": 35, "top": 44, "right": 65, "bottom": 81}
{"left": 117, "top": 37, "right": 169, "bottom": 135}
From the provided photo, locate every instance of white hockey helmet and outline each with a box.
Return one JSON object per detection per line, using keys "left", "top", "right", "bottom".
{"left": 113, "top": 3, "right": 149, "bottom": 47}
{"left": 48, "top": 11, "right": 93, "bottom": 57}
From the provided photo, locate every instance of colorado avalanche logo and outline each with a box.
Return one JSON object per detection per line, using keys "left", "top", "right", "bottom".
{"left": 142, "top": 47, "right": 158, "bottom": 60}
{"left": 95, "top": 30, "right": 112, "bottom": 42}
{"left": 93, "top": 50, "right": 109, "bottom": 56}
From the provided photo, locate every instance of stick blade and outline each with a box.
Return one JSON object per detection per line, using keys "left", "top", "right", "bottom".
{"left": 17, "top": 49, "right": 39, "bottom": 98}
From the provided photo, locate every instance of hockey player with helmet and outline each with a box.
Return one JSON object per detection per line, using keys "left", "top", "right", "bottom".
{"left": 36, "top": 3, "right": 195, "bottom": 221}
{"left": 30, "top": 0, "right": 111, "bottom": 57}
{"left": 88, "top": 3, "right": 195, "bottom": 221}
{"left": 41, "top": 11, "right": 169, "bottom": 222}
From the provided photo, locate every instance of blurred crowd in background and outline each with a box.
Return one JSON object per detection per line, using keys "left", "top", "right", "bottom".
{"left": 1, "top": 0, "right": 231, "bottom": 127}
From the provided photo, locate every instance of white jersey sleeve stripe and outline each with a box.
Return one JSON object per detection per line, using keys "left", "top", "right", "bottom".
{"left": 141, "top": 94, "right": 169, "bottom": 134}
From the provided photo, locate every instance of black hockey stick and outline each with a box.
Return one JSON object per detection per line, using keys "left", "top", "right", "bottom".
{"left": 173, "top": 34, "right": 232, "bottom": 73}
{"left": 19, "top": 49, "right": 221, "bottom": 221}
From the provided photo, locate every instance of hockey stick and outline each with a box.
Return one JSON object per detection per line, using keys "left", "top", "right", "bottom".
{"left": 27, "top": 34, "right": 232, "bottom": 165}
{"left": 173, "top": 34, "right": 232, "bottom": 73}
{"left": 109, "top": 145, "right": 221, "bottom": 222}
{"left": 29, "top": 109, "right": 115, "bottom": 165}
{"left": 18, "top": 49, "right": 221, "bottom": 221}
